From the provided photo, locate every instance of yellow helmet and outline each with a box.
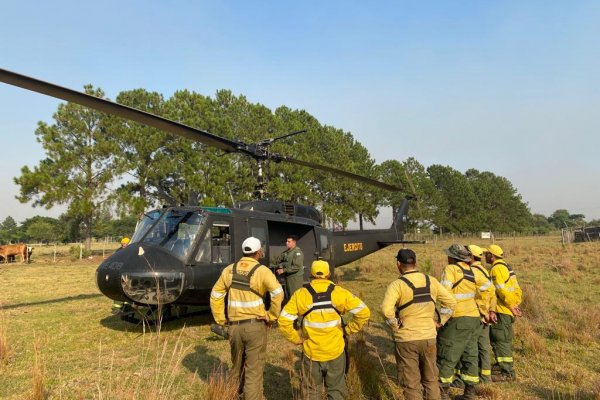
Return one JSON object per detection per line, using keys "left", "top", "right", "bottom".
{"left": 121, "top": 237, "right": 130, "bottom": 245}
{"left": 485, "top": 244, "right": 503, "bottom": 258}
{"left": 467, "top": 244, "right": 484, "bottom": 259}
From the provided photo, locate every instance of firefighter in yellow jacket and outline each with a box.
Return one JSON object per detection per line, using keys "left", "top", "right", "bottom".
{"left": 210, "top": 237, "right": 284, "bottom": 400}
{"left": 278, "top": 260, "right": 370, "bottom": 400}
{"left": 381, "top": 248, "right": 456, "bottom": 400}
{"left": 485, "top": 244, "right": 522, "bottom": 382}
{"left": 437, "top": 244, "right": 493, "bottom": 400}
{"left": 466, "top": 244, "right": 498, "bottom": 383}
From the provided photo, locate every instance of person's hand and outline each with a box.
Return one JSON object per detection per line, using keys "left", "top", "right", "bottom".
{"left": 511, "top": 307, "right": 523, "bottom": 317}
{"left": 488, "top": 311, "right": 498, "bottom": 324}
{"left": 435, "top": 321, "right": 442, "bottom": 329}
{"left": 276, "top": 268, "right": 284, "bottom": 275}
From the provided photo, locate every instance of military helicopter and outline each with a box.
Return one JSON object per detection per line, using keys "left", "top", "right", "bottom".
{"left": 0, "top": 68, "right": 415, "bottom": 319}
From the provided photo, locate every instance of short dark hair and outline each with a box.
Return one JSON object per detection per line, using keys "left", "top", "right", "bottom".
{"left": 287, "top": 235, "right": 298, "bottom": 242}
{"left": 396, "top": 249, "right": 416, "bottom": 265}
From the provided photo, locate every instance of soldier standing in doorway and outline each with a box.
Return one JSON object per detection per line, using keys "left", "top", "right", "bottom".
{"left": 273, "top": 234, "right": 305, "bottom": 301}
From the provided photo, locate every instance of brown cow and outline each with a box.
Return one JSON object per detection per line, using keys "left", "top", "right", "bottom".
{"left": 0, "top": 243, "right": 28, "bottom": 263}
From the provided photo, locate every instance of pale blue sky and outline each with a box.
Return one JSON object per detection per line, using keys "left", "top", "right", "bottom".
{"left": 1, "top": 1, "right": 599, "bottom": 224}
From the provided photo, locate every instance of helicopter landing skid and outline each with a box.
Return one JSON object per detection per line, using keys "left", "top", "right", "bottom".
{"left": 113, "top": 303, "right": 209, "bottom": 324}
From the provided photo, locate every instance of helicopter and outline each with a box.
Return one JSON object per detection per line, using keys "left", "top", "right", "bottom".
{"left": 0, "top": 68, "right": 416, "bottom": 320}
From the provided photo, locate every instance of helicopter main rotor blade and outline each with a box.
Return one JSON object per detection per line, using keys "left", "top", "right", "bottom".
{"left": 0, "top": 68, "right": 403, "bottom": 192}
{"left": 0, "top": 68, "right": 239, "bottom": 152}
{"left": 280, "top": 156, "right": 402, "bottom": 192}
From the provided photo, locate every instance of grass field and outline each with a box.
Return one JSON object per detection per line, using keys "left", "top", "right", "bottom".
{"left": 1, "top": 237, "right": 599, "bottom": 399}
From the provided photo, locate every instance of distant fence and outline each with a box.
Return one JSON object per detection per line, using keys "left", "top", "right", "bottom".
{"left": 403, "top": 231, "right": 562, "bottom": 244}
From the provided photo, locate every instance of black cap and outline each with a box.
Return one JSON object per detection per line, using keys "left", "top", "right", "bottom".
{"left": 396, "top": 249, "right": 416, "bottom": 264}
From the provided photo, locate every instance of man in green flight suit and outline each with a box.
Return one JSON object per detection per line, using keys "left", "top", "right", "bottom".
{"left": 273, "top": 234, "right": 304, "bottom": 301}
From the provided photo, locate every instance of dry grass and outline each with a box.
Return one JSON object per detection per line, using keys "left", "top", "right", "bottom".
{"left": 1, "top": 236, "right": 599, "bottom": 399}
{"left": 30, "top": 332, "right": 46, "bottom": 400}
{"left": 0, "top": 303, "right": 11, "bottom": 367}
{"left": 202, "top": 364, "right": 239, "bottom": 400}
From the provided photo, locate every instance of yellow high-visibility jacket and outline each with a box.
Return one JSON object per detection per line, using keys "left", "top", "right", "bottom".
{"left": 470, "top": 261, "right": 497, "bottom": 320}
{"left": 440, "top": 262, "right": 489, "bottom": 318}
{"left": 210, "top": 257, "right": 283, "bottom": 325}
{"left": 490, "top": 259, "right": 522, "bottom": 316}
{"left": 278, "top": 279, "right": 370, "bottom": 362}
{"left": 381, "top": 270, "right": 456, "bottom": 342}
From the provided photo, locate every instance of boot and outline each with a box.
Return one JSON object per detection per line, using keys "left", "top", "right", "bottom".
{"left": 461, "top": 384, "right": 478, "bottom": 400}
{"left": 440, "top": 385, "right": 451, "bottom": 400}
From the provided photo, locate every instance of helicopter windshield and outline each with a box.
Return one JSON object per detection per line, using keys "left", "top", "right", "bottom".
{"left": 130, "top": 210, "right": 162, "bottom": 244}
{"left": 137, "top": 209, "right": 203, "bottom": 260}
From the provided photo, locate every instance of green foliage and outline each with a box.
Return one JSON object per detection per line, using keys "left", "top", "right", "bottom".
{"left": 14, "top": 85, "right": 119, "bottom": 251}
{"left": 548, "top": 209, "right": 586, "bottom": 228}
{"left": 0, "top": 216, "right": 20, "bottom": 243}
{"left": 68, "top": 244, "right": 90, "bottom": 260}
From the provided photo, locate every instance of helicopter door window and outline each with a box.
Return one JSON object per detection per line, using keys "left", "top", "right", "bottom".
{"left": 195, "top": 229, "right": 212, "bottom": 263}
{"left": 211, "top": 223, "right": 231, "bottom": 264}
{"left": 319, "top": 234, "right": 328, "bottom": 251}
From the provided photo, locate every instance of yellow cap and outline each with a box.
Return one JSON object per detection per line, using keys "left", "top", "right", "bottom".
{"left": 485, "top": 244, "right": 503, "bottom": 258}
{"left": 311, "top": 260, "right": 330, "bottom": 278}
{"left": 121, "top": 237, "right": 130, "bottom": 245}
{"left": 467, "top": 244, "right": 484, "bottom": 258}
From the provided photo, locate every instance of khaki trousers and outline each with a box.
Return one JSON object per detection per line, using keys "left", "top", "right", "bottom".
{"left": 302, "top": 352, "right": 347, "bottom": 400}
{"left": 395, "top": 339, "right": 440, "bottom": 400}
{"left": 229, "top": 322, "right": 268, "bottom": 400}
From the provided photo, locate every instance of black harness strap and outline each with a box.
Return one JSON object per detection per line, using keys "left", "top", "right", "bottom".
{"left": 397, "top": 273, "right": 433, "bottom": 311}
{"left": 451, "top": 264, "right": 476, "bottom": 289}
{"left": 395, "top": 271, "right": 440, "bottom": 322}
{"left": 301, "top": 283, "right": 342, "bottom": 318}
{"left": 471, "top": 264, "right": 490, "bottom": 280}
{"left": 230, "top": 262, "right": 263, "bottom": 298}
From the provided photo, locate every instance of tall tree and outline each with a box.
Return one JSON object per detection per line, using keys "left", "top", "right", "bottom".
{"left": 465, "top": 169, "right": 532, "bottom": 232}
{"left": 427, "top": 165, "right": 482, "bottom": 233}
{"left": 0, "top": 216, "right": 19, "bottom": 244}
{"left": 14, "top": 85, "right": 118, "bottom": 251}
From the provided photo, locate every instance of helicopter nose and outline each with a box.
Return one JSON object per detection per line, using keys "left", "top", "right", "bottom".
{"left": 121, "top": 269, "right": 185, "bottom": 305}
{"left": 97, "top": 244, "right": 185, "bottom": 305}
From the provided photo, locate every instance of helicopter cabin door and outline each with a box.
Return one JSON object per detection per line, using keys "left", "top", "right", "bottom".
{"left": 182, "top": 215, "right": 233, "bottom": 303}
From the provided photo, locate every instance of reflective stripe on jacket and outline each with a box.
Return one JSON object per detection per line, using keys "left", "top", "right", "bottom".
{"left": 470, "top": 261, "right": 497, "bottom": 318}
{"left": 210, "top": 256, "right": 283, "bottom": 325}
{"left": 490, "top": 259, "right": 522, "bottom": 316}
{"left": 381, "top": 271, "right": 456, "bottom": 342}
{"left": 278, "top": 279, "right": 370, "bottom": 362}
{"left": 440, "top": 262, "right": 485, "bottom": 318}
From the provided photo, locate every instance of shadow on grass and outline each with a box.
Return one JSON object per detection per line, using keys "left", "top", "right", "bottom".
{"left": 2, "top": 293, "right": 102, "bottom": 309}
{"left": 264, "top": 363, "right": 295, "bottom": 400}
{"left": 339, "top": 266, "right": 374, "bottom": 283}
{"left": 181, "top": 344, "right": 228, "bottom": 381}
{"left": 99, "top": 307, "right": 214, "bottom": 332}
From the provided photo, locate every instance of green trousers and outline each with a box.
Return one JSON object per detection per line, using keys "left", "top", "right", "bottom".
{"left": 302, "top": 352, "right": 346, "bottom": 400}
{"left": 437, "top": 316, "right": 481, "bottom": 387}
{"left": 490, "top": 312, "right": 515, "bottom": 378}
{"left": 395, "top": 339, "right": 440, "bottom": 400}
{"left": 478, "top": 324, "right": 492, "bottom": 382}
{"left": 228, "top": 322, "right": 268, "bottom": 400}
{"left": 455, "top": 323, "right": 492, "bottom": 383}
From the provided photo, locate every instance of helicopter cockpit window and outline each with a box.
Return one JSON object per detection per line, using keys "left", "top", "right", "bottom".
{"left": 130, "top": 210, "right": 162, "bottom": 244}
{"left": 211, "top": 223, "right": 231, "bottom": 264}
{"left": 140, "top": 210, "right": 203, "bottom": 260}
